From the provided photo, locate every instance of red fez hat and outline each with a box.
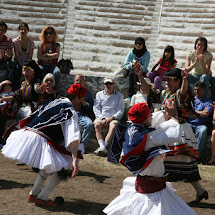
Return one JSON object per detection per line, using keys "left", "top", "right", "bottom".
{"left": 128, "top": 103, "right": 151, "bottom": 124}
{"left": 67, "top": 84, "right": 87, "bottom": 98}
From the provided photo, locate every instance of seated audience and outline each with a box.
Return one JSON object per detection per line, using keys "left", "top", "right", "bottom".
{"left": 37, "top": 26, "right": 61, "bottom": 90}
{"left": 93, "top": 77, "right": 124, "bottom": 156}
{"left": 0, "top": 82, "right": 14, "bottom": 109}
{"left": 208, "top": 103, "right": 215, "bottom": 165}
{"left": 13, "top": 23, "right": 34, "bottom": 90}
{"left": 185, "top": 37, "right": 213, "bottom": 98}
{"left": 73, "top": 74, "right": 94, "bottom": 153}
{"left": 147, "top": 45, "right": 177, "bottom": 91}
{"left": 0, "top": 80, "right": 14, "bottom": 148}
{"left": 16, "top": 59, "right": 42, "bottom": 120}
{"left": 0, "top": 22, "right": 14, "bottom": 83}
{"left": 130, "top": 78, "right": 152, "bottom": 107}
{"left": 186, "top": 82, "right": 213, "bottom": 160}
{"left": 124, "top": 37, "right": 150, "bottom": 101}
{"left": 37, "top": 73, "right": 60, "bottom": 107}
{"left": 130, "top": 61, "right": 160, "bottom": 111}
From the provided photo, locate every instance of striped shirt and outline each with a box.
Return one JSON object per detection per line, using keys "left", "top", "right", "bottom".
{"left": 0, "top": 35, "right": 13, "bottom": 51}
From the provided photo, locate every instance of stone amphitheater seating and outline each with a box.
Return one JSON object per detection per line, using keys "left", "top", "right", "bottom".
{"left": 1, "top": 0, "right": 68, "bottom": 60}
{"left": 2, "top": 0, "right": 215, "bottom": 76}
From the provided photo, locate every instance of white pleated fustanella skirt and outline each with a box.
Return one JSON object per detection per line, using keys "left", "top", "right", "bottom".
{"left": 2, "top": 129, "right": 73, "bottom": 174}
{"left": 103, "top": 177, "right": 197, "bottom": 215}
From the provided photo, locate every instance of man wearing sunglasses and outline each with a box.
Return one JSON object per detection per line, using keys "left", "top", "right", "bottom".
{"left": 93, "top": 77, "right": 124, "bottom": 156}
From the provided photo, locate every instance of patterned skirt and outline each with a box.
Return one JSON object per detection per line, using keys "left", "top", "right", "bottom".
{"left": 164, "top": 123, "right": 200, "bottom": 182}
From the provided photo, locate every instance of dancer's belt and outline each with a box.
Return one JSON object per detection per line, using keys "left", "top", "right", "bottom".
{"left": 135, "top": 175, "right": 167, "bottom": 194}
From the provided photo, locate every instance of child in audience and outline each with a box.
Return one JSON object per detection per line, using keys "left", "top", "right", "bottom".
{"left": 0, "top": 82, "right": 14, "bottom": 149}
{"left": 130, "top": 78, "right": 152, "bottom": 107}
{"left": 147, "top": 45, "right": 177, "bottom": 91}
{"left": 0, "top": 83, "right": 14, "bottom": 109}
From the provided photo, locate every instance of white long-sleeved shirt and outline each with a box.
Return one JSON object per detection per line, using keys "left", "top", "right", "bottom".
{"left": 93, "top": 90, "right": 125, "bottom": 120}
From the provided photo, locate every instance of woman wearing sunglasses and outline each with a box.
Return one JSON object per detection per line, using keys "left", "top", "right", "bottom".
{"left": 37, "top": 26, "right": 61, "bottom": 90}
{"left": 124, "top": 37, "right": 150, "bottom": 101}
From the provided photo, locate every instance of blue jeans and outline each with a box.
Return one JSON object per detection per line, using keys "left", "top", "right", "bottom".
{"left": 192, "top": 125, "right": 208, "bottom": 159}
{"left": 78, "top": 113, "right": 94, "bottom": 148}
{"left": 39, "top": 65, "right": 61, "bottom": 90}
{"left": 188, "top": 73, "right": 211, "bottom": 98}
{"left": 210, "top": 76, "right": 215, "bottom": 101}
{"left": 128, "top": 68, "right": 148, "bottom": 97}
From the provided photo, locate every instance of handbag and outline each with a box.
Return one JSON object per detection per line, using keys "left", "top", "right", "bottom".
{"left": 113, "top": 66, "right": 129, "bottom": 78}
{"left": 57, "top": 59, "right": 74, "bottom": 74}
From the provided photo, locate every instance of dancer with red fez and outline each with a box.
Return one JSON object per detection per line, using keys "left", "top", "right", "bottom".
{"left": 2, "top": 84, "right": 86, "bottom": 207}
{"left": 104, "top": 102, "right": 197, "bottom": 215}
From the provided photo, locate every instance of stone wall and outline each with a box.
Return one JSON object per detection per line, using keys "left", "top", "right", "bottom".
{"left": 2, "top": 0, "right": 215, "bottom": 94}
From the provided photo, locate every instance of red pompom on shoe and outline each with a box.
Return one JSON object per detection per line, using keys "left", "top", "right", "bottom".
{"left": 27, "top": 195, "right": 37, "bottom": 203}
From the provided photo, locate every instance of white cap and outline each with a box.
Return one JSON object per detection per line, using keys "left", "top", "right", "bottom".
{"left": 104, "top": 77, "right": 114, "bottom": 84}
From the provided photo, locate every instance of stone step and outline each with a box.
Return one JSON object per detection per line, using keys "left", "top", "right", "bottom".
{"left": 18, "top": 12, "right": 66, "bottom": 20}
{"left": 68, "top": 10, "right": 144, "bottom": 21}
{"left": 1, "top": 4, "right": 66, "bottom": 14}
{"left": 73, "top": 3, "right": 154, "bottom": 13}
{"left": 3, "top": 0, "right": 68, "bottom": 8}
{"left": 163, "top": 1, "right": 215, "bottom": 7}
{"left": 69, "top": 60, "right": 118, "bottom": 71}
{"left": 76, "top": 0, "right": 156, "bottom": 7}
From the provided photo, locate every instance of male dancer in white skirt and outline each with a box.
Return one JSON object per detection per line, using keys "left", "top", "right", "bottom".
{"left": 2, "top": 83, "right": 87, "bottom": 207}
{"left": 134, "top": 64, "right": 208, "bottom": 203}
{"left": 103, "top": 102, "right": 197, "bottom": 215}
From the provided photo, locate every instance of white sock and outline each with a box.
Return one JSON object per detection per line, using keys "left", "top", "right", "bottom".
{"left": 104, "top": 141, "right": 108, "bottom": 147}
{"left": 78, "top": 143, "right": 85, "bottom": 155}
{"left": 37, "top": 172, "right": 61, "bottom": 201}
{"left": 98, "top": 139, "right": 106, "bottom": 148}
{"left": 30, "top": 170, "right": 49, "bottom": 196}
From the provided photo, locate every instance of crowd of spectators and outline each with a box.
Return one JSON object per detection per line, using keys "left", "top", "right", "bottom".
{"left": 0, "top": 20, "right": 215, "bottom": 166}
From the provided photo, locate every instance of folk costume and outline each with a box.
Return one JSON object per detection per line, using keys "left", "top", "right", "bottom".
{"left": 104, "top": 103, "right": 197, "bottom": 215}
{"left": 2, "top": 84, "right": 86, "bottom": 207}
{"left": 162, "top": 69, "right": 201, "bottom": 183}
{"left": 162, "top": 68, "right": 208, "bottom": 203}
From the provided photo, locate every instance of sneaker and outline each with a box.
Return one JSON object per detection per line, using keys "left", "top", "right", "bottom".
{"left": 94, "top": 147, "right": 108, "bottom": 156}
{"left": 124, "top": 97, "right": 131, "bottom": 102}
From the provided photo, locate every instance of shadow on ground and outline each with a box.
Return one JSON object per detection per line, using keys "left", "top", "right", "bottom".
{"left": 0, "top": 179, "right": 32, "bottom": 190}
{"left": 35, "top": 199, "right": 107, "bottom": 215}
{"left": 78, "top": 170, "right": 110, "bottom": 183}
